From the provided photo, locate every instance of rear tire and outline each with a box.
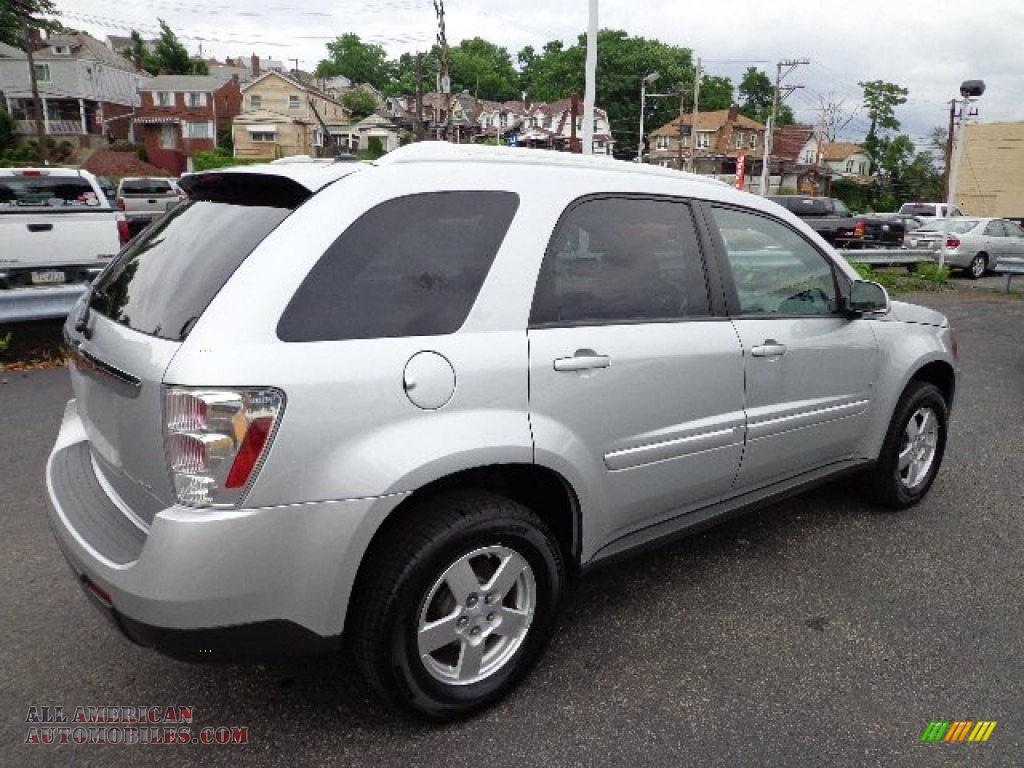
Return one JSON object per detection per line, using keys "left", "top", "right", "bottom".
{"left": 966, "top": 253, "right": 987, "bottom": 279}
{"left": 862, "top": 381, "right": 948, "bottom": 509}
{"left": 348, "top": 491, "right": 564, "bottom": 720}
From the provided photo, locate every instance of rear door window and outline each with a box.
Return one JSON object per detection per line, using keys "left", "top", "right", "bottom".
{"left": 278, "top": 191, "right": 519, "bottom": 342}
{"left": 0, "top": 175, "right": 100, "bottom": 208}
{"left": 91, "top": 175, "right": 307, "bottom": 340}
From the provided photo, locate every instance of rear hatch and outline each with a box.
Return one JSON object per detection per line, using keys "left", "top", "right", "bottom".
{"left": 64, "top": 172, "right": 315, "bottom": 520}
{"left": 0, "top": 170, "right": 120, "bottom": 285}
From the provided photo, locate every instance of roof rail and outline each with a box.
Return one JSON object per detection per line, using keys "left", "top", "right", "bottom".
{"left": 374, "top": 142, "right": 726, "bottom": 186}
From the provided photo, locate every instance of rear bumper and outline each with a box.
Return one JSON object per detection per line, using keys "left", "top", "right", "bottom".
{"left": 0, "top": 284, "right": 89, "bottom": 323}
{"left": 45, "top": 398, "right": 406, "bottom": 660}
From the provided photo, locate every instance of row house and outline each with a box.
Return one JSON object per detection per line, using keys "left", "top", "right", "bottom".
{"left": 476, "top": 98, "right": 615, "bottom": 155}
{"left": 134, "top": 75, "right": 243, "bottom": 175}
{"left": 776, "top": 129, "right": 874, "bottom": 195}
{"left": 233, "top": 71, "right": 351, "bottom": 160}
{"left": 0, "top": 32, "right": 149, "bottom": 146}
{"left": 647, "top": 106, "right": 765, "bottom": 179}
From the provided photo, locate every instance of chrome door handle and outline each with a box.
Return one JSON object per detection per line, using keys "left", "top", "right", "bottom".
{"left": 751, "top": 340, "right": 787, "bottom": 358}
{"left": 553, "top": 350, "right": 611, "bottom": 372}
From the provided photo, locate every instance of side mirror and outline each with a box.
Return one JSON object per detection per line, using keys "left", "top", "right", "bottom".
{"left": 843, "top": 279, "right": 890, "bottom": 316}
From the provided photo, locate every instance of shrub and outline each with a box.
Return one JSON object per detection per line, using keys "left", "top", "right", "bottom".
{"left": 190, "top": 150, "right": 259, "bottom": 172}
{"left": 108, "top": 139, "right": 138, "bottom": 153}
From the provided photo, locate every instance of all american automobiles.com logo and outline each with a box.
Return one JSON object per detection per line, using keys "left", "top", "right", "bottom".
{"left": 24, "top": 704, "right": 249, "bottom": 746}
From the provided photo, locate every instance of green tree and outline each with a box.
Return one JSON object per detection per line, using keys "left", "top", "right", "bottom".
{"left": 151, "top": 19, "right": 206, "bottom": 75}
{"left": 518, "top": 29, "right": 695, "bottom": 158}
{"left": 698, "top": 75, "right": 734, "bottom": 111}
{"left": 859, "top": 80, "right": 909, "bottom": 174}
{"left": 316, "top": 33, "right": 392, "bottom": 91}
{"left": 119, "top": 29, "right": 158, "bottom": 74}
{"left": 737, "top": 67, "right": 794, "bottom": 125}
{"left": 449, "top": 37, "right": 519, "bottom": 101}
{"left": 0, "top": 0, "right": 59, "bottom": 47}
{"left": 342, "top": 89, "right": 378, "bottom": 121}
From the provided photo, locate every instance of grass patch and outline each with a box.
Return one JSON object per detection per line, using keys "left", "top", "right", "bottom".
{"left": 847, "top": 262, "right": 952, "bottom": 295}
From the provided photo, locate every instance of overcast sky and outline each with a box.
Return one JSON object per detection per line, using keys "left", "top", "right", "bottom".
{"left": 52, "top": 0, "right": 1024, "bottom": 149}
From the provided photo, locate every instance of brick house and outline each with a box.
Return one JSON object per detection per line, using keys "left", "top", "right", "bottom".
{"left": 647, "top": 106, "right": 765, "bottom": 178}
{"left": 133, "top": 74, "right": 243, "bottom": 175}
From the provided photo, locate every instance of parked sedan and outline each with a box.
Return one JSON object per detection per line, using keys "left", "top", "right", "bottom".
{"left": 906, "top": 217, "right": 1024, "bottom": 278}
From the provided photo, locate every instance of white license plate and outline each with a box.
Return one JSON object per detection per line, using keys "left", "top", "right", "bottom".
{"left": 31, "top": 270, "right": 66, "bottom": 285}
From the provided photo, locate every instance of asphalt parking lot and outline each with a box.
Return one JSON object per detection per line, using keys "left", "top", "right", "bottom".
{"left": 1, "top": 288, "right": 1022, "bottom": 767}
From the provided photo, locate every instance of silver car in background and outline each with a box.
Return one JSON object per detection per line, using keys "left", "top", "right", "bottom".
{"left": 46, "top": 143, "right": 958, "bottom": 720}
{"left": 908, "top": 216, "right": 1024, "bottom": 278}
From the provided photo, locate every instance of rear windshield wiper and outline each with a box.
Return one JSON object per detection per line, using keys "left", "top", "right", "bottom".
{"left": 74, "top": 283, "right": 107, "bottom": 338}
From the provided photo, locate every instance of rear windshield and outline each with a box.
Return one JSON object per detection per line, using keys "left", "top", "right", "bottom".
{"left": 900, "top": 204, "right": 941, "bottom": 216}
{"left": 91, "top": 176, "right": 305, "bottom": 340}
{"left": 0, "top": 176, "right": 101, "bottom": 209}
{"left": 917, "top": 219, "right": 979, "bottom": 234}
{"left": 278, "top": 191, "right": 519, "bottom": 342}
{"left": 120, "top": 179, "right": 175, "bottom": 195}
{"left": 775, "top": 197, "right": 831, "bottom": 216}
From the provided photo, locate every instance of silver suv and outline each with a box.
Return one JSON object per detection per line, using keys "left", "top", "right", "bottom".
{"left": 46, "top": 143, "right": 957, "bottom": 719}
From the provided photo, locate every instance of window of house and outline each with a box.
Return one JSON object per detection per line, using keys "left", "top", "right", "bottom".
{"left": 749, "top": 133, "right": 758, "bottom": 149}
{"left": 804, "top": 151, "right": 815, "bottom": 164}
{"left": 250, "top": 131, "right": 275, "bottom": 142}
{"left": 858, "top": 162, "right": 867, "bottom": 174}
{"left": 543, "top": 116, "right": 552, "bottom": 129}
{"left": 186, "top": 92, "right": 207, "bottom": 108}
{"left": 249, "top": 94, "right": 262, "bottom": 109}
{"left": 34, "top": 64, "right": 50, "bottom": 82}
{"left": 184, "top": 121, "right": 213, "bottom": 139}
{"left": 846, "top": 160, "right": 855, "bottom": 172}
{"left": 155, "top": 91, "right": 172, "bottom": 107}
{"left": 289, "top": 95, "right": 300, "bottom": 110}
{"left": 734, "top": 133, "right": 743, "bottom": 149}
{"left": 696, "top": 132, "right": 711, "bottom": 148}
{"left": 530, "top": 196, "right": 710, "bottom": 326}
{"left": 656, "top": 136, "right": 669, "bottom": 150}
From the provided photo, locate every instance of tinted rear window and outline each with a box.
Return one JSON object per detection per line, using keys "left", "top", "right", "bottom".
{"left": 900, "top": 204, "right": 939, "bottom": 216}
{"left": 120, "top": 179, "right": 175, "bottom": 195}
{"left": 278, "top": 191, "right": 519, "bottom": 342}
{"left": 0, "top": 176, "right": 101, "bottom": 208}
{"left": 91, "top": 178, "right": 302, "bottom": 340}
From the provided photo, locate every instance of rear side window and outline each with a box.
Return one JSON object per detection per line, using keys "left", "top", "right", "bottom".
{"left": 120, "top": 179, "right": 174, "bottom": 195}
{"left": 278, "top": 191, "right": 519, "bottom": 342}
{"left": 91, "top": 175, "right": 306, "bottom": 340}
{"left": 0, "top": 176, "right": 100, "bottom": 208}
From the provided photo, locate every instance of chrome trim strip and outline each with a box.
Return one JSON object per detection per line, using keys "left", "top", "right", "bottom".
{"left": 604, "top": 426, "right": 743, "bottom": 471}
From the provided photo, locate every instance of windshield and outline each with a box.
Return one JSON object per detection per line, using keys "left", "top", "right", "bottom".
{"left": 90, "top": 175, "right": 308, "bottom": 340}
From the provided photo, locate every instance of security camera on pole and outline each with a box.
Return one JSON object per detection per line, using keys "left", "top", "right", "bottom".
{"left": 939, "top": 80, "right": 985, "bottom": 270}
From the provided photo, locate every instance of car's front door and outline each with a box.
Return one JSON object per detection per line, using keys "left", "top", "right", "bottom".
{"left": 528, "top": 196, "right": 745, "bottom": 557}
{"left": 706, "top": 204, "right": 879, "bottom": 490}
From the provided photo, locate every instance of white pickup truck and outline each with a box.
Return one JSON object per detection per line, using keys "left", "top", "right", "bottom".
{"left": 0, "top": 168, "right": 125, "bottom": 323}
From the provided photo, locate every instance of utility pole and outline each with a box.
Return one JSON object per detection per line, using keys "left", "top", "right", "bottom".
{"left": 942, "top": 98, "right": 957, "bottom": 198}
{"left": 759, "top": 57, "right": 809, "bottom": 195}
{"left": 581, "top": 0, "right": 597, "bottom": 155}
{"left": 433, "top": 0, "right": 451, "bottom": 141}
{"left": 676, "top": 86, "right": 686, "bottom": 171}
{"left": 688, "top": 57, "right": 701, "bottom": 173}
{"left": 414, "top": 53, "right": 424, "bottom": 142}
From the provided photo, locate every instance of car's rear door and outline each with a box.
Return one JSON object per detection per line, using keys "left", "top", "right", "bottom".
{"left": 703, "top": 203, "right": 879, "bottom": 490}
{"left": 527, "top": 196, "right": 745, "bottom": 558}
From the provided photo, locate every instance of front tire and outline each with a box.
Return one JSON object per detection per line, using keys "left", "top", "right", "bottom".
{"left": 348, "top": 491, "right": 564, "bottom": 720}
{"left": 862, "top": 381, "right": 948, "bottom": 509}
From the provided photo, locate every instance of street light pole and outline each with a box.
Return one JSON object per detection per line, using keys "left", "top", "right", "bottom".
{"left": 637, "top": 71, "right": 658, "bottom": 163}
{"left": 939, "top": 80, "right": 985, "bottom": 270}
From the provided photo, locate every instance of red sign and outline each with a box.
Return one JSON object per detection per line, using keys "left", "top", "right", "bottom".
{"left": 734, "top": 152, "right": 746, "bottom": 190}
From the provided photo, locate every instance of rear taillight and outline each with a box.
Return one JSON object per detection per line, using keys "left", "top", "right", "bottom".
{"left": 946, "top": 236, "right": 960, "bottom": 250}
{"left": 854, "top": 218, "right": 866, "bottom": 237}
{"left": 115, "top": 197, "right": 125, "bottom": 211}
{"left": 163, "top": 387, "right": 285, "bottom": 507}
{"left": 115, "top": 212, "right": 131, "bottom": 246}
